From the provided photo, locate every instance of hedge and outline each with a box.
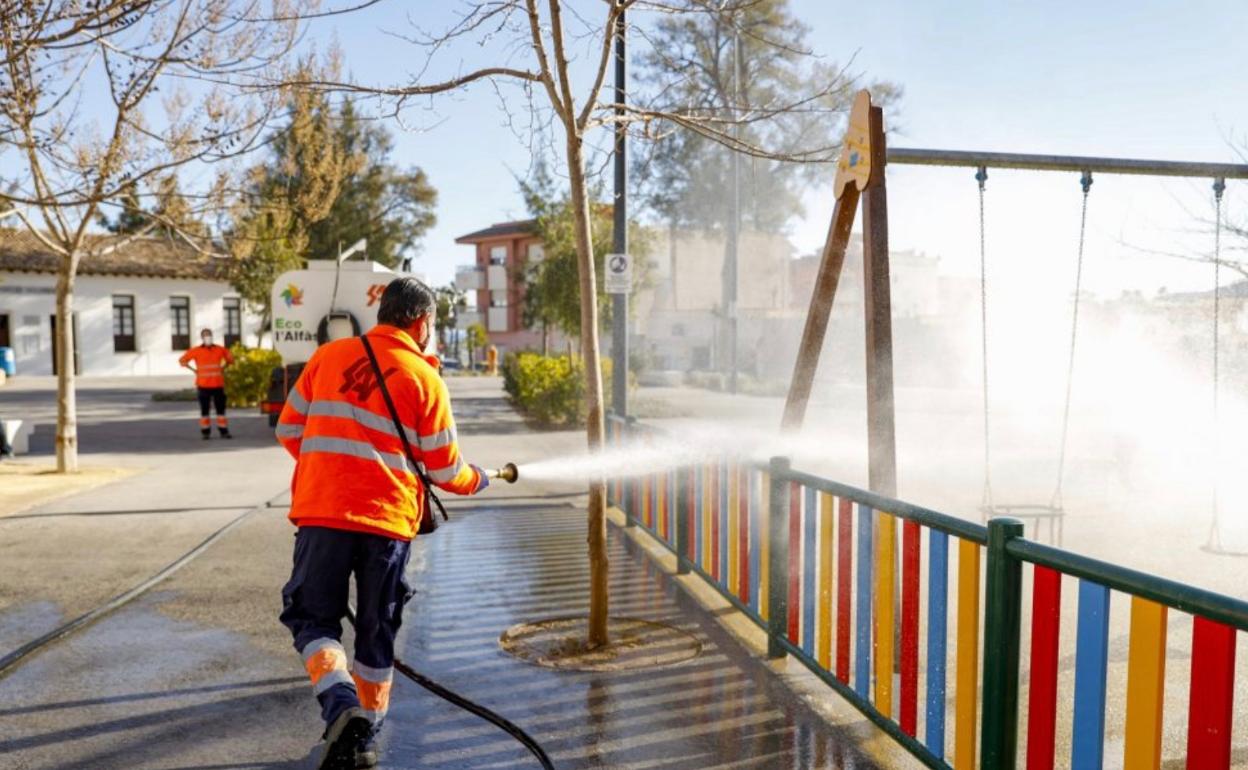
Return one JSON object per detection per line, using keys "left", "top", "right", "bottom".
{"left": 224, "top": 343, "right": 282, "bottom": 408}
{"left": 501, "top": 352, "right": 614, "bottom": 427}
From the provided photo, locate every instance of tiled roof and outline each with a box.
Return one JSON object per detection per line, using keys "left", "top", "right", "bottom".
{"left": 454, "top": 219, "right": 536, "bottom": 244}
{"left": 0, "top": 228, "right": 231, "bottom": 280}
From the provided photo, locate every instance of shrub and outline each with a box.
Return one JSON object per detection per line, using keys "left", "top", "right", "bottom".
{"left": 224, "top": 343, "right": 282, "bottom": 408}
{"left": 502, "top": 352, "right": 614, "bottom": 427}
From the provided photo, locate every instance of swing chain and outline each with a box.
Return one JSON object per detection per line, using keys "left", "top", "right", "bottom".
{"left": 977, "top": 166, "right": 993, "bottom": 509}
{"left": 1208, "top": 178, "right": 1226, "bottom": 549}
{"left": 1052, "top": 171, "right": 1093, "bottom": 509}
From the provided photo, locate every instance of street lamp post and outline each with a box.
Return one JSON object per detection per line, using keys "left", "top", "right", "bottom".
{"left": 610, "top": 6, "right": 629, "bottom": 416}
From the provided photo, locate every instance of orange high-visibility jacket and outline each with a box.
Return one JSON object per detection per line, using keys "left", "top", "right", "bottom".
{"left": 276, "top": 325, "right": 483, "bottom": 540}
{"left": 179, "top": 345, "right": 234, "bottom": 389}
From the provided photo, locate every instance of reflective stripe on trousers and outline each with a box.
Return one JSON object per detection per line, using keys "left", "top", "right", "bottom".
{"left": 352, "top": 659, "right": 394, "bottom": 721}
{"left": 302, "top": 638, "right": 354, "bottom": 695}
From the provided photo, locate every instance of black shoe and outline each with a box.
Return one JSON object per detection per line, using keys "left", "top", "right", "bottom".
{"left": 218, "top": 429, "right": 232, "bottom": 439}
{"left": 355, "top": 734, "right": 378, "bottom": 768}
{"left": 318, "top": 708, "right": 371, "bottom": 770}
{"left": 201, "top": 430, "right": 211, "bottom": 440}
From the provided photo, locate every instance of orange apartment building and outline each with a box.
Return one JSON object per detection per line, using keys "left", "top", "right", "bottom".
{"left": 454, "top": 219, "right": 551, "bottom": 353}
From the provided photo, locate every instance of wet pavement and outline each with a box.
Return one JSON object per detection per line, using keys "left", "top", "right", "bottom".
{"left": 381, "top": 495, "right": 880, "bottom": 770}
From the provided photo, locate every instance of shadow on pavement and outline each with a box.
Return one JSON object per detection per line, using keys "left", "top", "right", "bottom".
{"left": 29, "top": 417, "right": 278, "bottom": 456}
{"left": 0, "top": 677, "right": 306, "bottom": 718}
{"left": 0, "top": 685, "right": 310, "bottom": 766}
{"left": 0, "top": 505, "right": 270, "bottom": 522}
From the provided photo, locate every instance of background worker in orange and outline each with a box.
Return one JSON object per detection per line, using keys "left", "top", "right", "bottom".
{"left": 178, "top": 328, "right": 235, "bottom": 439}
{"left": 275, "top": 278, "right": 489, "bottom": 770}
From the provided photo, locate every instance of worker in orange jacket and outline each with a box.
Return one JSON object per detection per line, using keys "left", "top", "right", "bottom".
{"left": 179, "top": 328, "right": 235, "bottom": 439}
{"left": 276, "top": 278, "right": 489, "bottom": 770}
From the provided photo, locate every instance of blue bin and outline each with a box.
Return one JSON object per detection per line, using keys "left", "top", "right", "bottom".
{"left": 0, "top": 347, "right": 14, "bottom": 377}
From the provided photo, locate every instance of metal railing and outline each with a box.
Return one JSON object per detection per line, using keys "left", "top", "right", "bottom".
{"left": 606, "top": 413, "right": 1248, "bottom": 770}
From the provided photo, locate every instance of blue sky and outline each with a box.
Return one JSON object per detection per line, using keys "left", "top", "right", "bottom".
{"left": 314, "top": 0, "right": 1248, "bottom": 297}
{"left": 7, "top": 2, "right": 1243, "bottom": 296}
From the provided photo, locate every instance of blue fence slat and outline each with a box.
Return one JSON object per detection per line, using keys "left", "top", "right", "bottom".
{"left": 749, "top": 468, "right": 761, "bottom": 614}
{"left": 1071, "top": 579, "right": 1111, "bottom": 769}
{"left": 925, "top": 529, "right": 949, "bottom": 759}
{"left": 803, "top": 485, "right": 818, "bottom": 655}
{"left": 668, "top": 468, "right": 677, "bottom": 545}
{"left": 855, "top": 504, "right": 874, "bottom": 699}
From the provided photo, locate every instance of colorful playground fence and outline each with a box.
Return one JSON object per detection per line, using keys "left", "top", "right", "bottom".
{"left": 605, "top": 414, "right": 1248, "bottom": 770}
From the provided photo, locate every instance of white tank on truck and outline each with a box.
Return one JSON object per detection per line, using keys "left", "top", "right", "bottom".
{"left": 260, "top": 241, "right": 428, "bottom": 424}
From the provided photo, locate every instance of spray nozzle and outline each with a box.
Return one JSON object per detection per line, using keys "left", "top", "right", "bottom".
{"left": 487, "top": 462, "right": 519, "bottom": 484}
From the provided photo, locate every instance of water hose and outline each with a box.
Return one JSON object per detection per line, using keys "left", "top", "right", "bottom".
{"left": 343, "top": 605, "right": 553, "bottom": 769}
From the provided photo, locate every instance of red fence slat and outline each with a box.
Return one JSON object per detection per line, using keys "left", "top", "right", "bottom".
{"left": 738, "top": 467, "right": 750, "bottom": 602}
{"left": 1026, "top": 565, "right": 1062, "bottom": 770}
{"left": 900, "top": 519, "right": 921, "bottom": 736}
{"left": 836, "top": 496, "right": 852, "bottom": 683}
{"left": 788, "top": 482, "right": 802, "bottom": 643}
{"left": 1186, "top": 616, "right": 1237, "bottom": 769}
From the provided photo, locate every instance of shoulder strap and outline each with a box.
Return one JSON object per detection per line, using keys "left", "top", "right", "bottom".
{"left": 360, "top": 335, "right": 448, "bottom": 522}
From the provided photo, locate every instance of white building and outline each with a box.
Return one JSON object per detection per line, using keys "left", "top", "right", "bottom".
{"left": 0, "top": 229, "right": 261, "bottom": 377}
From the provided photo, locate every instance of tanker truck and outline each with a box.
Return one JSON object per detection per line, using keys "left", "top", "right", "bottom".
{"left": 259, "top": 241, "right": 426, "bottom": 425}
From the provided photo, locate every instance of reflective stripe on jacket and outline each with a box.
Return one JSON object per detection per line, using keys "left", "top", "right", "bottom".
{"left": 276, "top": 324, "right": 482, "bottom": 540}
{"left": 179, "top": 345, "right": 234, "bottom": 388}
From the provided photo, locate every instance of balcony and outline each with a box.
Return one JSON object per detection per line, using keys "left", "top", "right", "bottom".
{"left": 455, "top": 266, "right": 484, "bottom": 291}
{"left": 486, "top": 264, "right": 508, "bottom": 290}
{"left": 487, "top": 307, "right": 509, "bottom": 333}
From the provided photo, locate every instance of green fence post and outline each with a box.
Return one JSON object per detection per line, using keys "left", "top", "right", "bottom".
{"left": 981, "top": 517, "right": 1025, "bottom": 770}
{"left": 675, "top": 466, "right": 691, "bottom": 574}
{"left": 623, "top": 416, "right": 638, "bottom": 527}
{"left": 767, "top": 456, "right": 792, "bottom": 659}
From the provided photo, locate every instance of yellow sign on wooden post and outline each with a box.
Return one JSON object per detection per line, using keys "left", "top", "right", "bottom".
{"left": 832, "top": 90, "right": 874, "bottom": 200}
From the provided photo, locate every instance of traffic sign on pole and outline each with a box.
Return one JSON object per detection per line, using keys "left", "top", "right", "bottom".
{"left": 605, "top": 252, "right": 632, "bottom": 294}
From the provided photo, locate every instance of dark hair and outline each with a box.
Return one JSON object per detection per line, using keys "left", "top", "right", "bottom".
{"left": 377, "top": 277, "right": 436, "bottom": 328}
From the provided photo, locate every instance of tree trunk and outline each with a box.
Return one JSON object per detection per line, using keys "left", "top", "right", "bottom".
{"left": 54, "top": 266, "right": 79, "bottom": 473}
{"left": 542, "top": 320, "right": 550, "bottom": 356}
{"left": 564, "top": 130, "right": 609, "bottom": 648}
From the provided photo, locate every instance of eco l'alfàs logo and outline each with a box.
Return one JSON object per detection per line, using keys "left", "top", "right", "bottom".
{"left": 281, "top": 283, "right": 305, "bottom": 308}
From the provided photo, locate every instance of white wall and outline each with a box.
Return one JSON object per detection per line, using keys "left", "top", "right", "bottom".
{"left": 0, "top": 272, "right": 261, "bottom": 377}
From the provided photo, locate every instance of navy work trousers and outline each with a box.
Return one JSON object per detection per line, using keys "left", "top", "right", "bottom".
{"left": 280, "top": 525, "right": 412, "bottom": 727}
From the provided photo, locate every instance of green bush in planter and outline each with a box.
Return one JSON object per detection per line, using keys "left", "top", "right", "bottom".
{"left": 501, "top": 352, "right": 614, "bottom": 427}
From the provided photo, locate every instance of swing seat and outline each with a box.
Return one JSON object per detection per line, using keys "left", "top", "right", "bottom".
{"left": 979, "top": 503, "right": 1064, "bottom": 545}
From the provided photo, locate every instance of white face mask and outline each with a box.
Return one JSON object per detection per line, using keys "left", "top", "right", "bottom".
{"left": 202, "top": 336, "right": 213, "bottom": 346}
{"left": 419, "top": 314, "right": 435, "bottom": 354}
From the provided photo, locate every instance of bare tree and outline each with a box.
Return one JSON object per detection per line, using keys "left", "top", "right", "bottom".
{"left": 285, "top": 0, "right": 885, "bottom": 647}
{"left": 0, "top": 1, "right": 317, "bottom": 472}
